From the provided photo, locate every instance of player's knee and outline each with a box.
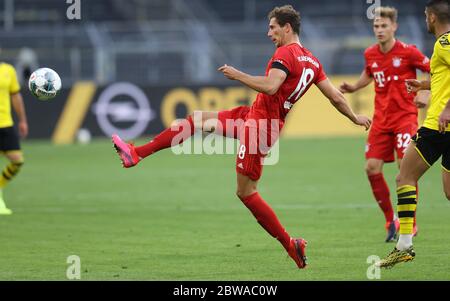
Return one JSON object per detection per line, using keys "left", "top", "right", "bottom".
{"left": 365, "top": 162, "right": 381, "bottom": 175}
{"left": 236, "top": 188, "right": 253, "bottom": 201}
{"left": 236, "top": 185, "right": 258, "bottom": 201}
{"left": 236, "top": 189, "right": 245, "bottom": 201}
{"left": 6, "top": 153, "right": 24, "bottom": 164}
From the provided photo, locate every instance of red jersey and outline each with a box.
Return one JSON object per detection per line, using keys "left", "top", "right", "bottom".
{"left": 364, "top": 40, "right": 430, "bottom": 130}
{"left": 248, "top": 43, "right": 327, "bottom": 123}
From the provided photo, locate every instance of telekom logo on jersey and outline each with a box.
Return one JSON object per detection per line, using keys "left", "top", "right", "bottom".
{"left": 373, "top": 71, "right": 386, "bottom": 88}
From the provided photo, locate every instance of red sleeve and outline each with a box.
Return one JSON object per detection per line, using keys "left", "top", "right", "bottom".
{"left": 271, "top": 47, "right": 294, "bottom": 74}
{"left": 409, "top": 45, "right": 430, "bottom": 73}
{"left": 315, "top": 61, "right": 327, "bottom": 84}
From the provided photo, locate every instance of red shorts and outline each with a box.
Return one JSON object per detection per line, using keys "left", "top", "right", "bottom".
{"left": 218, "top": 106, "right": 281, "bottom": 181}
{"left": 365, "top": 123, "right": 418, "bottom": 162}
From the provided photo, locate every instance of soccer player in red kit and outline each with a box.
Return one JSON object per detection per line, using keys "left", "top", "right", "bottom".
{"left": 339, "top": 6, "right": 430, "bottom": 242}
{"left": 112, "top": 5, "right": 371, "bottom": 269}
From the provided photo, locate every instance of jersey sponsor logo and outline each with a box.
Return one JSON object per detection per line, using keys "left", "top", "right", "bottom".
{"left": 373, "top": 71, "right": 386, "bottom": 87}
{"left": 297, "top": 56, "right": 319, "bottom": 68}
{"left": 392, "top": 57, "right": 402, "bottom": 68}
{"left": 439, "top": 34, "right": 450, "bottom": 47}
{"left": 371, "top": 62, "right": 378, "bottom": 68}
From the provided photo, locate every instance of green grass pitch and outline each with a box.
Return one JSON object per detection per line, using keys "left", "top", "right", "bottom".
{"left": 0, "top": 136, "right": 449, "bottom": 280}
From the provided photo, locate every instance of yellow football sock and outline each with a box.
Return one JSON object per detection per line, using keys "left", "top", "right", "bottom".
{"left": 0, "top": 161, "right": 24, "bottom": 189}
{"left": 397, "top": 185, "right": 417, "bottom": 235}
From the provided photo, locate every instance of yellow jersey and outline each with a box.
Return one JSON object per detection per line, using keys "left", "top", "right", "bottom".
{"left": 0, "top": 63, "right": 21, "bottom": 128}
{"left": 423, "top": 31, "right": 450, "bottom": 131}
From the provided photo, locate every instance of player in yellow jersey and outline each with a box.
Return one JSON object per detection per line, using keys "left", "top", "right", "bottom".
{"left": 377, "top": 0, "right": 450, "bottom": 268}
{"left": 0, "top": 59, "right": 28, "bottom": 215}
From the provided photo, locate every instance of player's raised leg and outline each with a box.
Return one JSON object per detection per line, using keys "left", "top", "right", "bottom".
{"left": 377, "top": 142, "right": 429, "bottom": 268}
{"left": 112, "top": 111, "right": 216, "bottom": 168}
{"left": 112, "top": 106, "right": 252, "bottom": 168}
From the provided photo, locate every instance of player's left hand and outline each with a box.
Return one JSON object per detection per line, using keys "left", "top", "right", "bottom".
{"left": 218, "top": 64, "right": 241, "bottom": 80}
{"left": 18, "top": 121, "right": 28, "bottom": 138}
{"left": 355, "top": 115, "right": 372, "bottom": 131}
{"left": 438, "top": 108, "right": 450, "bottom": 133}
{"left": 405, "top": 79, "right": 422, "bottom": 93}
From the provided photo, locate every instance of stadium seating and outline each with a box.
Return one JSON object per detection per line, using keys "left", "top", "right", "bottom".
{"left": 0, "top": 0, "right": 432, "bottom": 84}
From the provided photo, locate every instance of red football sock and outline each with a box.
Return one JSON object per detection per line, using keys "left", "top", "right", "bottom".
{"left": 135, "top": 116, "right": 194, "bottom": 158}
{"left": 368, "top": 173, "right": 394, "bottom": 222}
{"left": 240, "top": 192, "right": 291, "bottom": 251}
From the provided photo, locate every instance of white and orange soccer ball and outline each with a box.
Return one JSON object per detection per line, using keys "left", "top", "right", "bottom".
{"left": 28, "top": 67, "right": 62, "bottom": 101}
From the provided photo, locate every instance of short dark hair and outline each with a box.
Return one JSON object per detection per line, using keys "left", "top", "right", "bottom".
{"left": 426, "top": 0, "right": 450, "bottom": 23}
{"left": 268, "top": 5, "right": 301, "bottom": 35}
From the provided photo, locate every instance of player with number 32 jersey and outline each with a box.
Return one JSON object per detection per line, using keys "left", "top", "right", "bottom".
{"left": 339, "top": 7, "right": 430, "bottom": 243}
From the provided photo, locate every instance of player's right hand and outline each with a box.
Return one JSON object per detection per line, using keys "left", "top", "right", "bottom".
{"left": 218, "top": 64, "right": 241, "bottom": 80}
{"left": 354, "top": 115, "right": 371, "bottom": 131}
{"left": 18, "top": 121, "right": 28, "bottom": 138}
{"left": 339, "top": 82, "right": 355, "bottom": 93}
{"left": 405, "top": 79, "right": 422, "bottom": 93}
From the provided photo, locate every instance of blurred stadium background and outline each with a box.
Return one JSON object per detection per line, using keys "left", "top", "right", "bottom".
{"left": 1, "top": 1, "right": 449, "bottom": 281}
{"left": 0, "top": 0, "right": 432, "bottom": 142}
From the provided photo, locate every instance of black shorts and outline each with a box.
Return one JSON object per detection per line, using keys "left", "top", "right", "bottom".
{"left": 412, "top": 127, "right": 450, "bottom": 171}
{"left": 0, "top": 126, "right": 21, "bottom": 152}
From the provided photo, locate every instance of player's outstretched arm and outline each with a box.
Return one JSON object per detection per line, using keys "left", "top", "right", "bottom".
{"left": 317, "top": 78, "right": 371, "bottom": 130}
{"left": 218, "top": 64, "right": 286, "bottom": 95}
{"left": 339, "top": 69, "right": 372, "bottom": 94}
